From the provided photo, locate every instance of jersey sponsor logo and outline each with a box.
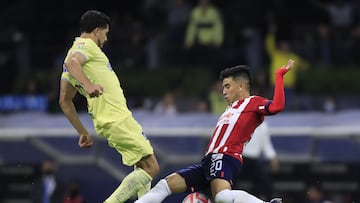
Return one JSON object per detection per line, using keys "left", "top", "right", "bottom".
{"left": 211, "top": 153, "right": 223, "bottom": 161}
{"left": 217, "top": 112, "right": 234, "bottom": 125}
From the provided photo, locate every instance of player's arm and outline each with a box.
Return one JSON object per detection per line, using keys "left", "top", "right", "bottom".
{"left": 265, "top": 24, "right": 277, "bottom": 56}
{"left": 64, "top": 51, "right": 103, "bottom": 98}
{"left": 59, "top": 79, "right": 93, "bottom": 148}
{"left": 267, "top": 59, "right": 295, "bottom": 114}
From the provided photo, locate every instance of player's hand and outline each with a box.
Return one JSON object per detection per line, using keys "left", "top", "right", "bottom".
{"left": 78, "top": 133, "right": 93, "bottom": 148}
{"left": 285, "top": 59, "right": 295, "bottom": 70}
{"left": 84, "top": 83, "right": 104, "bottom": 98}
{"left": 276, "top": 59, "right": 295, "bottom": 76}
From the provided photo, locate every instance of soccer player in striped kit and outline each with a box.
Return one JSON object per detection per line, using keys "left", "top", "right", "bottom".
{"left": 136, "top": 59, "right": 294, "bottom": 203}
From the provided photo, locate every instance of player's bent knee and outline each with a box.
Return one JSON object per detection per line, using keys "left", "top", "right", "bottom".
{"left": 214, "top": 189, "right": 234, "bottom": 203}
{"left": 150, "top": 163, "right": 160, "bottom": 178}
{"left": 147, "top": 155, "right": 160, "bottom": 177}
{"left": 137, "top": 154, "right": 160, "bottom": 178}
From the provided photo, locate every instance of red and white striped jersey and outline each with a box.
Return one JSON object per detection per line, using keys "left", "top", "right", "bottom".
{"left": 205, "top": 95, "right": 272, "bottom": 162}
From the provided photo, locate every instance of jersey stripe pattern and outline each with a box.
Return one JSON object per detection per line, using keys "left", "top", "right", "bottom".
{"left": 205, "top": 96, "right": 270, "bottom": 162}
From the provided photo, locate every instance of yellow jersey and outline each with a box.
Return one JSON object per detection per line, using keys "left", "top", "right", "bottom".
{"left": 265, "top": 33, "right": 308, "bottom": 88}
{"left": 185, "top": 5, "right": 223, "bottom": 47}
{"left": 61, "top": 37, "right": 132, "bottom": 126}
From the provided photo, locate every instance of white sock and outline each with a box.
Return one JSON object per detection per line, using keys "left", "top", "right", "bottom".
{"left": 215, "top": 189, "right": 266, "bottom": 203}
{"left": 135, "top": 179, "right": 171, "bottom": 203}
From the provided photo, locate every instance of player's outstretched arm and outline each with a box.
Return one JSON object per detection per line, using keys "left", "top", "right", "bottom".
{"left": 268, "top": 59, "right": 295, "bottom": 114}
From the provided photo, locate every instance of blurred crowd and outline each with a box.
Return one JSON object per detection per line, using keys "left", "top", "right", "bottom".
{"left": 31, "top": 160, "right": 86, "bottom": 203}
{"left": 1, "top": 0, "right": 360, "bottom": 113}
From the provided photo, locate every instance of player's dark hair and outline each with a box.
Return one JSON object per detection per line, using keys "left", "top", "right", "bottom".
{"left": 219, "top": 65, "right": 252, "bottom": 90}
{"left": 79, "top": 10, "right": 111, "bottom": 33}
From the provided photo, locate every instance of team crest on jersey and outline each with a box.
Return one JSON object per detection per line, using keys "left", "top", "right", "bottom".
{"left": 76, "top": 42, "right": 86, "bottom": 49}
{"left": 220, "top": 112, "right": 234, "bottom": 120}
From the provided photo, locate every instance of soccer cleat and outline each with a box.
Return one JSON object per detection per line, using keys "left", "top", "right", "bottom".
{"left": 269, "top": 198, "right": 282, "bottom": 203}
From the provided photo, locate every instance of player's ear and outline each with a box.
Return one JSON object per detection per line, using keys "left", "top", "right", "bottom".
{"left": 93, "top": 27, "right": 100, "bottom": 36}
{"left": 237, "top": 81, "right": 244, "bottom": 91}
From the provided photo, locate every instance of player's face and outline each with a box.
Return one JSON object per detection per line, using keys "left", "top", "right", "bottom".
{"left": 222, "top": 77, "right": 241, "bottom": 104}
{"left": 97, "top": 25, "right": 109, "bottom": 48}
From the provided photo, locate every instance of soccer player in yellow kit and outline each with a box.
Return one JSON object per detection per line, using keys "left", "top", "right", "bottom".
{"left": 59, "top": 10, "right": 159, "bottom": 203}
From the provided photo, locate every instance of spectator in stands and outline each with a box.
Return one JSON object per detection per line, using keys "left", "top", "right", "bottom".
{"left": 163, "top": 0, "right": 192, "bottom": 65}
{"left": 351, "top": 23, "right": 360, "bottom": 64}
{"left": 166, "top": 0, "right": 191, "bottom": 44}
{"left": 315, "top": 24, "right": 332, "bottom": 66}
{"left": 208, "top": 79, "right": 227, "bottom": 115}
{"left": 24, "top": 78, "right": 39, "bottom": 94}
{"left": 237, "top": 121, "right": 279, "bottom": 200}
{"left": 184, "top": 0, "right": 224, "bottom": 66}
{"left": 122, "top": 21, "right": 147, "bottom": 69}
{"left": 195, "top": 97, "right": 210, "bottom": 113}
{"left": 153, "top": 91, "right": 178, "bottom": 116}
{"left": 252, "top": 69, "right": 271, "bottom": 99}
{"left": 322, "top": 96, "right": 337, "bottom": 113}
{"left": 310, "top": 0, "right": 354, "bottom": 63}
{"left": 265, "top": 22, "right": 310, "bottom": 110}
{"left": 140, "top": 0, "right": 168, "bottom": 69}
{"left": 305, "top": 183, "right": 334, "bottom": 203}
{"left": 243, "top": 27, "right": 263, "bottom": 75}
{"left": 184, "top": 0, "right": 223, "bottom": 48}
{"left": 63, "top": 179, "right": 85, "bottom": 203}
{"left": 310, "top": 0, "right": 354, "bottom": 31}
{"left": 240, "top": 0, "right": 265, "bottom": 74}
{"left": 32, "top": 160, "right": 64, "bottom": 203}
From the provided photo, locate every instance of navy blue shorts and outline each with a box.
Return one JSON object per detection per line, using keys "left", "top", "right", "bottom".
{"left": 177, "top": 153, "right": 243, "bottom": 193}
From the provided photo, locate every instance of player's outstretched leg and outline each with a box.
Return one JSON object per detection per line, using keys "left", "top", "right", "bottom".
{"left": 214, "top": 189, "right": 283, "bottom": 203}
{"left": 135, "top": 179, "right": 171, "bottom": 203}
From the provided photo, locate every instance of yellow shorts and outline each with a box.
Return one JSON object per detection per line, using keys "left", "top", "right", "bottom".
{"left": 96, "top": 116, "right": 154, "bottom": 166}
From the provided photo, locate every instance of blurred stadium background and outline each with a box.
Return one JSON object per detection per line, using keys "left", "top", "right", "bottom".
{"left": 1, "top": 0, "right": 360, "bottom": 202}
